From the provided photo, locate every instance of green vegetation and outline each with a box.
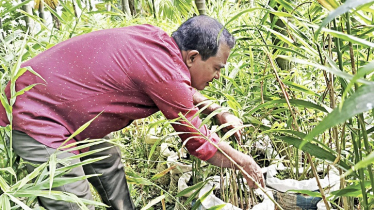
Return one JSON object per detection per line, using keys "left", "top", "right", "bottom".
{"left": 1, "top": 0, "right": 374, "bottom": 209}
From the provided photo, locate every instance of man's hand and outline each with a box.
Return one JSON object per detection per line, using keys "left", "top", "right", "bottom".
{"left": 242, "top": 155, "right": 265, "bottom": 188}
{"left": 215, "top": 112, "right": 243, "bottom": 144}
{"left": 206, "top": 142, "right": 265, "bottom": 189}
{"left": 193, "top": 92, "right": 244, "bottom": 144}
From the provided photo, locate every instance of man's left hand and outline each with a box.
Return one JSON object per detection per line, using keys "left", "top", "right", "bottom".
{"left": 215, "top": 112, "right": 243, "bottom": 144}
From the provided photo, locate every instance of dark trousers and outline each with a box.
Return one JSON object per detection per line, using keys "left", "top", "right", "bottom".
{"left": 12, "top": 130, "right": 135, "bottom": 210}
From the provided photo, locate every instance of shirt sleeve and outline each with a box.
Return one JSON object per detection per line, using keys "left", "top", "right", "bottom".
{"left": 143, "top": 78, "right": 219, "bottom": 161}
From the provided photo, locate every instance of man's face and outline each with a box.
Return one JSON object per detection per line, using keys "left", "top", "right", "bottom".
{"left": 187, "top": 44, "right": 231, "bottom": 90}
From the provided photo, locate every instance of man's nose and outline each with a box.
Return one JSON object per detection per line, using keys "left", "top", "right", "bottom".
{"left": 214, "top": 72, "right": 220, "bottom": 79}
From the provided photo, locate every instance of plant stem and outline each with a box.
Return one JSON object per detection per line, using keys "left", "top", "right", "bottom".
{"left": 346, "top": 13, "right": 372, "bottom": 209}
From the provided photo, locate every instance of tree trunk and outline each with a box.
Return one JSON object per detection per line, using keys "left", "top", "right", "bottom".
{"left": 195, "top": 0, "right": 206, "bottom": 15}
{"left": 151, "top": 0, "right": 156, "bottom": 19}
{"left": 87, "top": 0, "right": 93, "bottom": 11}
{"left": 0, "top": 18, "right": 5, "bottom": 39}
{"left": 21, "top": 0, "right": 34, "bottom": 32}
{"left": 129, "top": 0, "right": 136, "bottom": 16}
{"left": 106, "top": 2, "right": 111, "bottom": 11}
{"left": 72, "top": 0, "right": 78, "bottom": 17}
{"left": 121, "top": 0, "right": 131, "bottom": 16}
{"left": 38, "top": 0, "right": 45, "bottom": 21}
{"left": 270, "top": 3, "right": 290, "bottom": 70}
{"left": 52, "top": 14, "right": 61, "bottom": 30}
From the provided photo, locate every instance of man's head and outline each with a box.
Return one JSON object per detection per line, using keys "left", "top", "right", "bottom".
{"left": 172, "top": 15, "right": 235, "bottom": 90}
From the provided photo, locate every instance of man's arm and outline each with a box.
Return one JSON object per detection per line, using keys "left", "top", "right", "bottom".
{"left": 193, "top": 91, "right": 264, "bottom": 188}
{"left": 206, "top": 141, "right": 265, "bottom": 188}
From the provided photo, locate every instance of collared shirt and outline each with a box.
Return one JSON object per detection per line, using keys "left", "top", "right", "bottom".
{"left": 0, "top": 24, "right": 219, "bottom": 160}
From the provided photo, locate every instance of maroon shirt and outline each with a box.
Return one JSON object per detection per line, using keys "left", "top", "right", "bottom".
{"left": 0, "top": 25, "right": 219, "bottom": 160}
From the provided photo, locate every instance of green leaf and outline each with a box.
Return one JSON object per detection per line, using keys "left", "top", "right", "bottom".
{"left": 176, "top": 180, "right": 206, "bottom": 198}
{"left": 225, "top": 8, "right": 264, "bottom": 26}
{"left": 191, "top": 185, "right": 215, "bottom": 210}
{"left": 60, "top": 145, "right": 112, "bottom": 160}
{"left": 147, "top": 135, "right": 164, "bottom": 162}
{"left": 0, "top": 92, "right": 11, "bottom": 117}
{"left": 58, "top": 111, "right": 103, "bottom": 148}
{"left": 248, "top": 99, "right": 328, "bottom": 115}
{"left": 305, "top": 84, "right": 374, "bottom": 141}
{"left": 0, "top": 175, "right": 10, "bottom": 192}
{"left": 331, "top": 181, "right": 374, "bottom": 197}
{"left": 0, "top": 194, "right": 11, "bottom": 210}
{"left": 126, "top": 176, "right": 153, "bottom": 186}
{"left": 315, "top": 0, "right": 374, "bottom": 38}
{"left": 13, "top": 84, "right": 40, "bottom": 98}
{"left": 244, "top": 45, "right": 307, "bottom": 58}
{"left": 221, "top": 125, "right": 252, "bottom": 141}
{"left": 140, "top": 195, "right": 166, "bottom": 210}
{"left": 343, "top": 149, "right": 374, "bottom": 177}
{"left": 226, "top": 7, "right": 294, "bottom": 27}
{"left": 56, "top": 156, "right": 109, "bottom": 175}
{"left": 13, "top": 190, "right": 106, "bottom": 207}
{"left": 6, "top": 193, "right": 32, "bottom": 210}
{"left": 29, "top": 175, "right": 100, "bottom": 190}
{"left": 283, "top": 81, "right": 320, "bottom": 97}
{"left": 278, "top": 136, "right": 350, "bottom": 170}
{"left": 206, "top": 204, "right": 227, "bottom": 210}
{"left": 0, "top": 167, "right": 17, "bottom": 182}
{"left": 200, "top": 107, "right": 229, "bottom": 128}
{"left": 264, "top": 129, "right": 335, "bottom": 153}
{"left": 262, "top": 26, "right": 295, "bottom": 46}
{"left": 23, "top": 66, "right": 46, "bottom": 83}
{"left": 49, "top": 154, "right": 57, "bottom": 192}
{"left": 44, "top": 3, "right": 66, "bottom": 25}
{"left": 316, "top": 0, "right": 339, "bottom": 11}
{"left": 321, "top": 27, "right": 374, "bottom": 48}
{"left": 58, "top": 140, "right": 111, "bottom": 152}
{"left": 151, "top": 165, "right": 176, "bottom": 181}
{"left": 287, "top": 189, "right": 322, "bottom": 197}
{"left": 279, "top": 56, "right": 372, "bottom": 85}
{"left": 342, "top": 60, "right": 374, "bottom": 101}
{"left": 14, "top": 162, "right": 48, "bottom": 191}
{"left": 0, "top": 0, "right": 33, "bottom": 17}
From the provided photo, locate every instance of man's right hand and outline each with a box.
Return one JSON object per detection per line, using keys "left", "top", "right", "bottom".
{"left": 206, "top": 142, "right": 265, "bottom": 189}
{"left": 241, "top": 155, "right": 265, "bottom": 188}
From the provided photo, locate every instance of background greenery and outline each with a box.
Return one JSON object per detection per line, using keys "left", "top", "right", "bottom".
{"left": 1, "top": 0, "right": 374, "bottom": 209}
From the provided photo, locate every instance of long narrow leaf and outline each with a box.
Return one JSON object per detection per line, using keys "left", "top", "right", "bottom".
{"left": 49, "top": 154, "right": 57, "bottom": 192}
{"left": 305, "top": 84, "right": 374, "bottom": 141}
{"left": 0, "top": 194, "right": 11, "bottom": 210}
{"left": 248, "top": 99, "right": 328, "bottom": 115}
{"left": 279, "top": 56, "right": 372, "bottom": 85}
{"left": 6, "top": 193, "right": 32, "bottom": 210}
{"left": 176, "top": 180, "right": 206, "bottom": 197}
{"left": 191, "top": 185, "right": 215, "bottom": 210}
{"left": 278, "top": 136, "right": 350, "bottom": 170}
{"left": 315, "top": 0, "right": 374, "bottom": 38}
{"left": 140, "top": 195, "right": 166, "bottom": 210}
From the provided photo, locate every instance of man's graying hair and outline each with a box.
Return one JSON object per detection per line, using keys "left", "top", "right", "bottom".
{"left": 172, "top": 15, "right": 235, "bottom": 61}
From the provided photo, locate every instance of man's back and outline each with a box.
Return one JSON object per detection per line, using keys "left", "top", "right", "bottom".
{"left": 0, "top": 25, "right": 193, "bottom": 153}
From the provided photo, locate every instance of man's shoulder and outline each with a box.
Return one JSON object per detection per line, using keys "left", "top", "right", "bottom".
{"left": 115, "top": 24, "right": 166, "bottom": 37}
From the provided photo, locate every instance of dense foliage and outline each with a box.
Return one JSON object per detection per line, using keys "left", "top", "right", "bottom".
{"left": 1, "top": 0, "right": 374, "bottom": 209}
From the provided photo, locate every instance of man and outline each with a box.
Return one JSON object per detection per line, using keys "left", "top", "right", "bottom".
{"left": 0, "top": 15, "right": 264, "bottom": 209}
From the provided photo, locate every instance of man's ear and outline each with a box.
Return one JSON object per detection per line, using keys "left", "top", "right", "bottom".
{"left": 186, "top": 50, "right": 199, "bottom": 68}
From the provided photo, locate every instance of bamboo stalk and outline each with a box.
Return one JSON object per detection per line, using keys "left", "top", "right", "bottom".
{"left": 264, "top": 44, "right": 331, "bottom": 208}
{"left": 346, "top": 13, "right": 372, "bottom": 210}
{"left": 351, "top": 128, "right": 368, "bottom": 209}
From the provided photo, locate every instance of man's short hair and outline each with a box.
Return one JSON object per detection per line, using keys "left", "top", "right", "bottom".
{"left": 172, "top": 15, "right": 235, "bottom": 61}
